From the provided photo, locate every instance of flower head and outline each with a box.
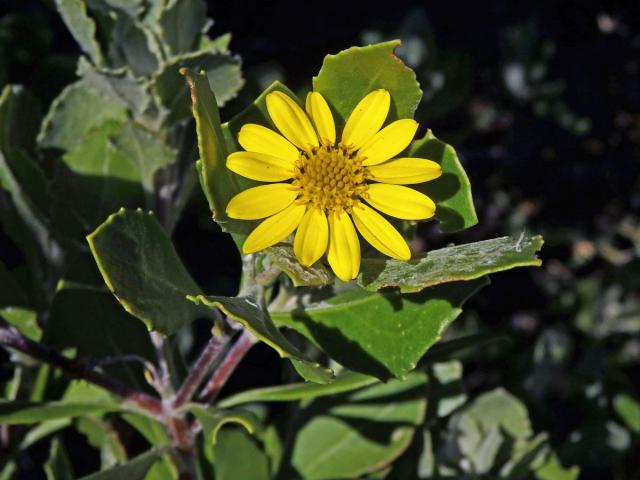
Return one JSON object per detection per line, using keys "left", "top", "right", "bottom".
{"left": 225, "top": 89, "right": 442, "bottom": 281}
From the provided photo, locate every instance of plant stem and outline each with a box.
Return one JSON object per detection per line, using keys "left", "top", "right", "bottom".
{"left": 171, "top": 334, "right": 229, "bottom": 409}
{"left": 0, "top": 326, "right": 164, "bottom": 417}
{"left": 199, "top": 329, "right": 256, "bottom": 402}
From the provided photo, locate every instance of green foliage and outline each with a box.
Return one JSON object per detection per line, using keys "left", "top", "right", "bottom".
{"left": 359, "top": 234, "right": 542, "bottom": 292}
{"left": 87, "top": 208, "right": 208, "bottom": 335}
{"left": 272, "top": 279, "right": 487, "bottom": 380}
{"left": 287, "top": 373, "right": 427, "bottom": 479}
{"left": 313, "top": 40, "right": 422, "bottom": 127}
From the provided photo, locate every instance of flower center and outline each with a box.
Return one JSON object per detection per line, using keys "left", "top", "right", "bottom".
{"left": 293, "top": 143, "right": 369, "bottom": 213}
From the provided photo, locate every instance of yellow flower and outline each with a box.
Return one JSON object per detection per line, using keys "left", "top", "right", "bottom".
{"left": 225, "top": 89, "right": 442, "bottom": 282}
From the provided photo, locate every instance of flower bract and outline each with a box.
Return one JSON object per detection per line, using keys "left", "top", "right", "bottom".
{"left": 226, "top": 89, "right": 442, "bottom": 281}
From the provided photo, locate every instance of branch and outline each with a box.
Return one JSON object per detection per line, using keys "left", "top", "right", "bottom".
{"left": 171, "top": 333, "right": 229, "bottom": 409}
{"left": 0, "top": 326, "right": 164, "bottom": 417}
{"left": 199, "top": 329, "right": 256, "bottom": 402}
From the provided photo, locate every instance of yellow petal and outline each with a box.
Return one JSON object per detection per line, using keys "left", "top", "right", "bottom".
{"left": 293, "top": 207, "right": 328, "bottom": 266}
{"left": 366, "top": 158, "right": 442, "bottom": 184}
{"left": 238, "top": 124, "right": 299, "bottom": 162}
{"left": 365, "top": 184, "right": 436, "bottom": 220}
{"left": 360, "top": 119, "right": 419, "bottom": 166}
{"left": 266, "top": 91, "right": 319, "bottom": 151}
{"left": 305, "top": 92, "right": 336, "bottom": 145}
{"left": 226, "top": 183, "right": 299, "bottom": 220}
{"left": 351, "top": 203, "right": 411, "bottom": 261}
{"left": 327, "top": 210, "right": 360, "bottom": 281}
{"left": 242, "top": 203, "right": 306, "bottom": 254}
{"left": 227, "top": 151, "right": 294, "bottom": 182}
{"left": 341, "top": 89, "right": 390, "bottom": 149}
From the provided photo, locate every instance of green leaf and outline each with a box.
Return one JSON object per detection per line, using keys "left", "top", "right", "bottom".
{"left": 0, "top": 307, "right": 40, "bottom": 341}
{"left": 44, "top": 438, "right": 74, "bottom": 480}
{"left": 38, "top": 80, "right": 127, "bottom": 151}
{"left": 0, "top": 85, "right": 40, "bottom": 155}
{"left": 287, "top": 373, "right": 427, "bottom": 479}
{"left": 122, "top": 413, "right": 169, "bottom": 447}
{"left": 409, "top": 129, "right": 477, "bottom": 232}
{"left": 190, "top": 405, "right": 260, "bottom": 446}
{"left": 536, "top": 453, "right": 580, "bottom": 480}
{"left": 87, "top": 208, "right": 208, "bottom": 335}
{"left": 78, "top": 60, "right": 152, "bottom": 121}
{"left": 359, "top": 234, "right": 543, "bottom": 293}
{"left": 157, "top": 0, "right": 207, "bottom": 55}
{"left": 218, "top": 370, "right": 378, "bottom": 408}
{"left": 152, "top": 50, "right": 243, "bottom": 125}
{"left": 109, "top": 122, "right": 176, "bottom": 195}
{"left": 182, "top": 68, "right": 244, "bottom": 230}
{"left": 429, "top": 361, "right": 467, "bottom": 418}
{"left": 55, "top": 0, "right": 104, "bottom": 66}
{"left": 265, "top": 245, "right": 333, "bottom": 287}
{"left": 77, "top": 449, "right": 162, "bottom": 480}
{"left": 463, "top": 388, "right": 533, "bottom": 440}
{"left": 214, "top": 429, "right": 270, "bottom": 480}
{"left": 0, "top": 148, "right": 58, "bottom": 270}
{"left": 188, "top": 295, "right": 334, "bottom": 383}
{"left": 613, "top": 393, "right": 640, "bottom": 433}
{"left": 108, "top": 16, "right": 161, "bottom": 77}
{"left": 312, "top": 40, "right": 422, "bottom": 128}
{"left": 0, "top": 401, "right": 121, "bottom": 424}
{"left": 76, "top": 416, "right": 128, "bottom": 469}
{"left": 272, "top": 279, "right": 487, "bottom": 380}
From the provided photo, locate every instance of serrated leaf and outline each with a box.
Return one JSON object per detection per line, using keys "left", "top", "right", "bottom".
{"left": 272, "top": 279, "right": 486, "bottom": 380}
{"left": 0, "top": 401, "right": 121, "bottom": 424}
{"left": 409, "top": 129, "right": 477, "bottom": 232}
{"left": 38, "top": 80, "right": 127, "bottom": 151}
{"left": 265, "top": 245, "right": 333, "bottom": 287}
{"left": 153, "top": 50, "right": 243, "bottom": 125}
{"left": 44, "top": 438, "right": 74, "bottom": 480}
{"left": 77, "top": 449, "right": 162, "bottom": 480}
{"left": 55, "top": 0, "right": 104, "bottom": 66}
{"left": 78, "top": 59, "right": 152, "bottom": 120}
{"left": 43, "top": 284, "right": 154, "bottom": 387}
{"left": 287, "top": 373, "right": 427, "bottom": 479}
{"left": 188, "top": 295, "right": 334, "bottom": 383}
{"left": 219, "top": 371, "right": 377, "bottom": 408}
{"left": 358, "top": 234, "right": 543, "bottom": 293}
{"left": 313, "top": 40, "right": 422, "bottom": 128}
{"left": 108, "top": 16, "right": 161, "bottom": 77}
{"left": 87, "top": 208, "right": 208, "bottom": 335}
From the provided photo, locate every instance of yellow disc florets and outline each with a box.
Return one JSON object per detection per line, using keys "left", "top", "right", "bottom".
{"left": 292, "top": 143, "right": 369, "bottom": 213}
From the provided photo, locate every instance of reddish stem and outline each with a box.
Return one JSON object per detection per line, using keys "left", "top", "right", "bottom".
{"left": 199, "top": 330, "right": 255, "bottom": 402}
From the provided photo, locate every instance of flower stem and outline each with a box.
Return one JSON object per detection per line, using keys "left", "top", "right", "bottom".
{"left": 198, "top": 329, "right": 256, "bottom": 402}
{"left": 171, "top": 334, "right": 229, "bottom": 409}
